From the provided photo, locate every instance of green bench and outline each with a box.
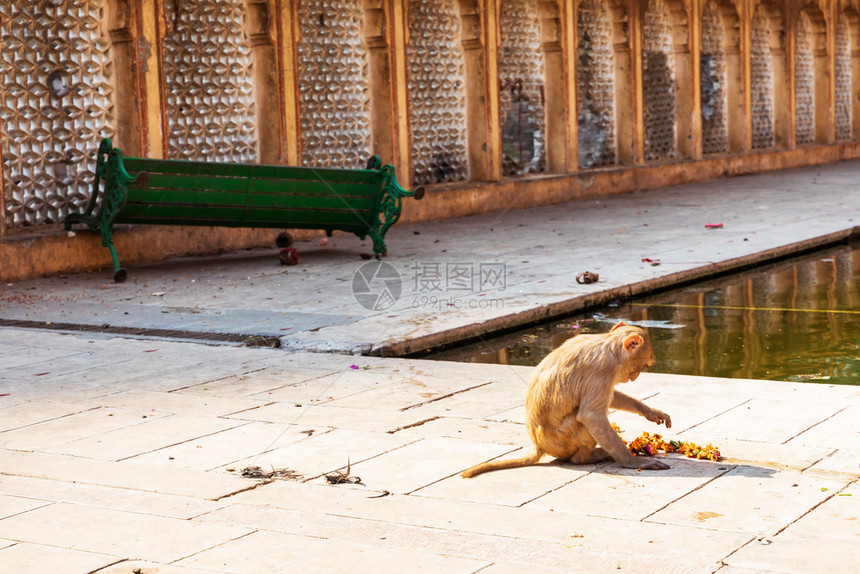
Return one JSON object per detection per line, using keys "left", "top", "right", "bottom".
{"left": 65, "top": 138, "right": 424, "bottom": 282}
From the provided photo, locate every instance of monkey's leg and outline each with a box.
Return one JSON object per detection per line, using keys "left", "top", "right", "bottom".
{"left": 578, "top": 410, "right": 670, "bottom": 471}
{"left": 542, "top": 414, "right": 612, "bottom": 464}
{"left": 570, "top": 446, "right": 613, "bottom": 464}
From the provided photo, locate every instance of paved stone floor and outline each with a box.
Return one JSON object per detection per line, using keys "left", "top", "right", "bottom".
{"left": 0, "top": 160, "right": 858, "bottom": 572}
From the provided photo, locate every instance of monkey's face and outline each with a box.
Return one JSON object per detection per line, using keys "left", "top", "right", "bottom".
{"left": 621, "top": 331, "right": 656, "bottom": 382}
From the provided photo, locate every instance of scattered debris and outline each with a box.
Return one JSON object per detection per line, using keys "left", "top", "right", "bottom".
{"left": 705, "top": 223, "right": 724, "bottom": 229}
{"left": 239, "top": 466, "right": 302, "bottom": 481}
{"left": 793, "top": 373, "right": 830, "bottom": 381}
{"left": 276, "top": 232, "right": 299, "bottom": 266}
{"left": 325, "top": 459, "right": 363, "bottom": 485}
{"left": 368, "top": 490, "right": 391, "bottom": 498}
{"left": 576, "top": 271, "right": 599, "bottom": 284}
{"left": 641, "top": 258, "right": 661, "bottom": 266}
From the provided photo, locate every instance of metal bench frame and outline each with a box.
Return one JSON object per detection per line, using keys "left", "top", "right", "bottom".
{"left": 65, "top": 139, "right": 424, "bottom": 282}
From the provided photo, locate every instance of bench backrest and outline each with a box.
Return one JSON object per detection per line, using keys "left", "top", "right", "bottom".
{"left": 118, "top": 158, "right": 384, "bottom": 233}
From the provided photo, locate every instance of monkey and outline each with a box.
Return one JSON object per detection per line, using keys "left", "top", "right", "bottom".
{"left": 462, "top": 322, "right": 671, "bottom": 478}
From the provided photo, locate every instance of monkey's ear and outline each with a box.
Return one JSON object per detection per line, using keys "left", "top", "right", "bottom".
{"left": 623, "top": 334, "right": 643, "bottom": 353}
{"left": 611, "top": 321, "right": 629, "bottom": 332}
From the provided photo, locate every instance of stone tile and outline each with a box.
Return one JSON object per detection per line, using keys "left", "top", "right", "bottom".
{"left": 120, "top": 359, "right": 268, "bottom": 392}
{"left": 476, "top": 564, "right": 568, "bottom": 574}
{"left": 127, "top": 421, "right": 320, "bottom": 470}
{"left": 402, "top": 381, "right": 524, "bottom": 419}
{"left": 211, "top": 481, "right": 751, "bottom": 566}
{"left": 227, "top": 402, "right": 424, "bottom": 433}
{"left": 608, "top": 391, "right": 748, "bottom": 435}
{"left": 95, "top": 560, "right": 223, "bottom": 573}
{"left": 0, "top": 449, "right": 249, "bottom": 499}
{"left": 248, "top": 370, "right": 404, "bottom": 404}
{"left": 224, "top": 427, "right": 418, "bottom": 479}
{"left": 0, "top": 401, "right": 93, "bottom": 433}
{"left": 42, "top": 414, "right": 244, "bottom": 461}
{"left": 81, "top": 389, "right": 267, "bottom": 417}
{"left": 0, "top": 352, "right": 130, "bottom": 381}
{"left": 682, "top": 398, "right": 845, "bottom": 444}
{"left": 0, "top": 474, "right": 223, "bottom": 519}
{"left": 197, "top": 502, "right": 712, "bottom": 573}
{"left": 806, "top": 448, "right": 860, "bottom": 475}
{"left": 177, "top": 528, "right": 488, "bottom": 573}
{"left": 647, "top": 466, "right": 854, "bottom": 536}
{"left": 0, "top": 406, "right": 171, "bottom": 451}
{"left": 394, "top": 415, "right": 527, "bottom": 445}
{"left": 0, "top": 347, "right": 85, "bottom": 370}
{"left": 525, "top": 458, "right": 730, "bottom": 521}
{"left": 0, "top": 503, "right": 252, "bottom": 563}
{"left": 175, "top": 366, "right": 335, "bottom": 398}
{"left": 0, "top": 542, "right": 118, "bottom": 574}
{"left": 343, "top": 437, "right": 518, "bottom": 494}
{"left": 786, "top": 404, "right": 860, "bottom": 453}
{"left": 486, "top": 404, "right": 527, "bottom": 424}
{"left": 0, "top": 494, "right": 51, "bottom": 519}
{"left": 325, "top": 374, "right": 491, "bottom": 411}
{"left": 416, "top": 455, "right": 594, "bottom": 506}
{"left": 695, "top": 438, "right": 835, "bottom": 472}
{"left": 727, "top": 482, "right": 860, "bottom": 573}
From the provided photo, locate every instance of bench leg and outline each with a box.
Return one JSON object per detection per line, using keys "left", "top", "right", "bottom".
{"left": 368, "top": 229, "right": 387, "bottom": 257}
{"left": 99, "top": 226, "right": 127, "bottom": 283}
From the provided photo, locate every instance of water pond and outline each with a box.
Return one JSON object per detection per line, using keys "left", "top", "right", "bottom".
{"left": 428, "top": 240, "right": 860, "bottom": 386}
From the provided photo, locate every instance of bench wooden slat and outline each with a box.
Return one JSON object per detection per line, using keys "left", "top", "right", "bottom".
{"left": 124, "top": 158, "right": 380, "bottom": 184}
{"left": 248, "top": 177, "right": 379, "bottom": 198}
{"left": 124, "top": 188, "right": 374, "bottom": 212}
{"left": 127, "top": 172, "right": 380, "bottom": 200}
{"left": 120, "top": 206, "right": 371, "bottom": 228}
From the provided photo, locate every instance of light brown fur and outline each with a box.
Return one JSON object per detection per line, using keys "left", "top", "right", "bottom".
{"left": 462, "top": 322, "right": 671, "bottom": 478}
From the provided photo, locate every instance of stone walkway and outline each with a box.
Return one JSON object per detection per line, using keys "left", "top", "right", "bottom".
{"left": 0, "top": 160, "right": 858, "bottom": 572}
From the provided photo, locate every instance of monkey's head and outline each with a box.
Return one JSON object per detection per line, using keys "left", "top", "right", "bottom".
{"left": 610, "top": 322, "right": 655, "bottom": 382}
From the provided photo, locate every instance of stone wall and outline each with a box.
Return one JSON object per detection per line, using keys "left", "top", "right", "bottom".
{"left": 3, "top": 0, "right": 860, "bottom": 279}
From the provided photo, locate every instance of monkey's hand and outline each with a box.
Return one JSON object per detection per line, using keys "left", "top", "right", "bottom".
{"left": 633, "top": 457, "right": 670, "bottom": 471}
{"left": 644, "top": 408, "right": 671, "bottom": 428}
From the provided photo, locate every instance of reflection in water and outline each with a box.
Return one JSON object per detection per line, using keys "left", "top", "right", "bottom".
{"left": 430, "top": 241, "right": 860, "bottom": 386}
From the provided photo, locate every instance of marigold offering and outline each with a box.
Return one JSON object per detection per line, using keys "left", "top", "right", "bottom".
{"left": 612, "top": 424, "right": 722, "bottom": 462}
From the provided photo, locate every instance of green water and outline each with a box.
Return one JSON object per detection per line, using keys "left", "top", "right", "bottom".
{"left": 429, "top": 240, "right": 860, "bottom": 385}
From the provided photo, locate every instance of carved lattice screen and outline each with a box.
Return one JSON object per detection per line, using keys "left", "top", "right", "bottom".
{"left": 794, "top": 12, "right": 815, "bottom": 145}
{"left": 296, "top": 0, "right": 372, "bottom": 168}
{"left": 407, "top": 0, "right": 469, "bottom": 185}
{"left": 700, "top": 1, "right": 728, "bottom": 155}
{"left": 577, "top": 0, "right": 616, "bottom": 169}
{"left": 162, "top": 0, "right": 257, "bottom": 162}
{"left": 642, "top": 0, "right": 676, "bottom": 161}
{"left": 750, "top": 5, "right": 774, "bottom": 149}
{"left": 499, "top": 0, "right": 546, "bottom": 176}
{"left": 0, "top": 0, "right": 115, "bottom": 230}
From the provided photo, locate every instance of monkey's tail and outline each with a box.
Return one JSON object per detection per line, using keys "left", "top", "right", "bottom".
{"left": 461, "top": 449, "right": 544, "bottom": 478}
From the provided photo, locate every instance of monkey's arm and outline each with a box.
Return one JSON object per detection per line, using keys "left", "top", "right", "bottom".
{"left": 577, "top": 399, "right": 669, "bottom": 470}
{"left": 611, "top": 391, "right": 671, "bottom": 428}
